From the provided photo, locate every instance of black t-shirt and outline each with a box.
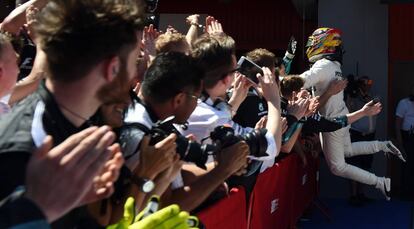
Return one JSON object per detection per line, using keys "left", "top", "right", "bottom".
{"left": 16, "top": 29, "right": 36, "bottom": 80}
{"left": 233, "top": 89, "right": 268, "bottom": 128}
{"left": 0, "top": 82, "right": 103, "bottom": 229}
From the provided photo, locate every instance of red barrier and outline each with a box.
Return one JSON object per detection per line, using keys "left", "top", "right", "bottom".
{"left": 197, "top": 187, "right": 247, "bottom": 229}
{"left": 197, "top": 153, "right": 319, "bottom": 229}
{"left": 249, "top": 157, "right": 293, "bottom": 229}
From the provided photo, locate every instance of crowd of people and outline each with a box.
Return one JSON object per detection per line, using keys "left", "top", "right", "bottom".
{"left": 0, "top": 0, "right": 408, "bottom": 228}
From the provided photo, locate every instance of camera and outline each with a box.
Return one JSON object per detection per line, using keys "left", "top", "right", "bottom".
{"left": 209, "top": 125, "right": 269, "bottom": 176}
{"left": 149, "top": 117, "right": 217, "bottom": 169}
{"left": 237, "top": 56, "right": 264, "bottom": 84}
{"left": 209, "top": 125, "right": 268, "bottom": 158}
{"left": 118, "top": 118, "right": 268, "bottom": 173}
{"left": 117, "top": 117, "right": 216, "bottom": 170}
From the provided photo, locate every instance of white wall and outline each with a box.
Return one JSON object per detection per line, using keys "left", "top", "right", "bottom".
{"left": 318, "top": 0, "right": 388, "bottom": 198}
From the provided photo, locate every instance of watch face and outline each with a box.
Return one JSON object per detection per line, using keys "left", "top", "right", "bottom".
{"left": 142, "top": 180, "right": 155, "bottom": 193}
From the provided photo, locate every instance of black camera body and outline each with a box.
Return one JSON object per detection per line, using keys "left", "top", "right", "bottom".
{"left": 149, "top": 117, "right": 216, "bottom": 169}
{"left": 117, "top": 116, "right": 216, "bottom": 170}
{"left": 118, "top": 118, "right": 269, "bottom": 174}
{"left": 210, "top": 125, "right": 268, "bottom": 159}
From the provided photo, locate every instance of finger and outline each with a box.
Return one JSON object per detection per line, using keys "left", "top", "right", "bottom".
{"left": 160, "top": 211, "right": 189, "bottom": 228}
{"left": 171, "top": 222, "right": 190, "bottom": 229}
{"left": 140, "top": 135, "right": 151, "bottom": 151}
{"left": 243, "top": 76, "right": 256, "bottom": 88}
{"left": 155, "top": 133, "right": 177, "bottom": 149}
{"left": 217, "top": 22, "right": 223, "bottom": 32}
{"left": 143, "top": 205, "right": 181, "bottom": 227}
{"left": 65, "top": 127, "right": 115, "bottom": 169}
{"left": 234, "top": 74, "right": 243, "bottom": 88}
{"left": 81, "top": 148, "right": 113, "bottom": 184}
{"left": 49, "top": 126, "right": 98, "bottom": 159}
{"left": 186, "top": 134, "right": 196, "bottom": 141}
{"left": 34, "top": 135, "right": 54, "bottom": 159}
{"left": 256, "top": 73, "right": 264, "bottom": 85}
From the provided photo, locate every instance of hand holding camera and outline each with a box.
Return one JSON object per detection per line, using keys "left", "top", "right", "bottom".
{"left": 216, "top": 141, "right": 249, "bottom": 176}
{"left": 133, "top": 134, "right": 178, "bottom": 180}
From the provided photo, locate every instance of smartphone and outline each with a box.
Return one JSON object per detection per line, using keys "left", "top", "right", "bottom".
{"left": 237, "top": 56, "right": 264, "bottom": 84}
{"left": 372, "top": 97, "right": 380, "bottom": 104}
{"left": 369, "top": 97, "right": 380, "bottom": 106}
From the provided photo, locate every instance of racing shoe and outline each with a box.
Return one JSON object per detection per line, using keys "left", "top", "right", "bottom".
{"left": 376, "top": 177, "right": 391, "bottom": 201}
{"left": 383, "top": 141, "right": 406, "bottom": 162}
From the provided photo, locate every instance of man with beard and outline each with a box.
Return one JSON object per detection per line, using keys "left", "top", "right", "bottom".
{"left": 0, "top": 0, "right": 145, "bottom": 227}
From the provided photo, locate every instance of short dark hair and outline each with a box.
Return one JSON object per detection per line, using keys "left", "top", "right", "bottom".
{"left": 141, "top": 52, "right": 204, "bottom": 103}
{"left": 246, "top": 48, "right": 276, "bottom": 69}
{"left": 192, "top": 34, "right": 235, "bottom": 89}
{"left": 280, "top": 75, "right": 304, "bottom": 98}
{"left": 34, "top": 0, "right": 145, "bottom": 82}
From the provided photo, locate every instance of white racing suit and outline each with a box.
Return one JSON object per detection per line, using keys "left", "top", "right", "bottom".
{"left": 300, "top": 58, "right": 384, "bottom": 186}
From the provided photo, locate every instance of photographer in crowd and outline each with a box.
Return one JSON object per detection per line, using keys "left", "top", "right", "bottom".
{"left": 0, "top": 0, "right": 147, "bottom": 227}
{"left": 179, "top": 34, "right": 282, "bottom": 175}
{"left": 125, "top": 52, "right": 249, "bottom": 212}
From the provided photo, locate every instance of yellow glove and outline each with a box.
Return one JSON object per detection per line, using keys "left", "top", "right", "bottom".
{"left": 107, "top": 196, "right": 199, "bottom": 229}
{"left": 131, "top": 204, "right": 194, "bottom": 229}
{"left": 107, "top": 197, "right": 136, "bottom": 229}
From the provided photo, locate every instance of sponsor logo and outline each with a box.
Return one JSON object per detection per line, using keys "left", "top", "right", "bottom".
{"left": 258, "top": 103, "right": 264, "bottom": 112}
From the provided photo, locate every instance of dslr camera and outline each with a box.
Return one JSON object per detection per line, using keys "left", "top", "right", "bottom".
{"left": 118, "top": 117, "right": 216, "bottom": 169}
{"left": 118, "top": 118, "right": 269, "bottom": 174}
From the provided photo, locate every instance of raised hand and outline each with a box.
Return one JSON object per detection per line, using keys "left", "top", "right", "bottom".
{"left": 205, "top": 16, "right": 224, "bottom": 36}
{"left": 25, "top": 126, "right": 123, "bottom": 222}
{"left": 25, "top": 5, "right": 39, "bottom": 41}
{"left": 257, "top": 67, "right": 280, "bottom": 103}
{"left": 142, "top": 24, "right": 160, "bottom": 58}
{"left": 228, "top": 73, "right": 255, "bottom": 112}
{"left": 186, "top": 14, "right": 201, "bottom": 28}
{"left": 361, "top": 100, "right": 382, "bottom": 116}
{"left": 306, "top": 96, "right": 320, "bottom": 116}
{"left": 287, "top": 97, "right": 309, "bottom": 120}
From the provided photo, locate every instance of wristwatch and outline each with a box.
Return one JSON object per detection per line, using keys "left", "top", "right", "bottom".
{"left": 131, "top": 176, "right": 155, "bottom": 193}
